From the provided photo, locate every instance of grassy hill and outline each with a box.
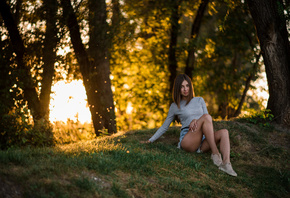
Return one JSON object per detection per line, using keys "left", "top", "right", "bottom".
{"left": 0, "top": 120, "right": 289, "bottom": 197}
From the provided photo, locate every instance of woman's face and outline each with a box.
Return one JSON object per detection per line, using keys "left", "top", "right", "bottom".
{"left": 180, "top": 80, "right": 190, "bottom": 99}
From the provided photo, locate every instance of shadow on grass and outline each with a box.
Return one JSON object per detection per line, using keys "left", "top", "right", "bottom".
{"left": 238, "top": 163, "right": 289, "bottom": 197}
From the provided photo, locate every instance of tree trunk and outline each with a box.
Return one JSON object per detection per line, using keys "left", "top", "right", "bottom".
{"left": 88, "top": 0, "right": 116, "bottom": 135}
{"left": 0, "top": 0, "right": 42, "bottom": 122}
{"left": 247, "top": 0, "right": 290, "bottom": 126}
{"left": 40, "top": 0, "right": 58, "bottom": 121}
{"left": 184, "top": 0, "right": 209, "bottom": 78}
{"left": 111, "top": 0, "right": 121, "bottom": 35}
{"left": 0, "top": 29, "right": 13, "bottom": 114}
{"left": 61, "top": 0, "right": 117, "bottom": 135}
{"left": 168, "top": 0, "right": 181, "bottom": 94}
{"left": 15, "top": 0, "right": 22, "bottom": 24}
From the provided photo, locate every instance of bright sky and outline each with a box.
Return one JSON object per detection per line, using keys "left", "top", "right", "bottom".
{"left": 249, "top": 69, "right": 269, "bottom": 107}
{"left": 49, "top": 80, "right": 91, "bottom": 123}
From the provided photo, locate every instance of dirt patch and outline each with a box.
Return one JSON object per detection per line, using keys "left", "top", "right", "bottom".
{"left": 0, "top": 177, "right": 23, "bottom": 198}
{"left": 268, "top": 129, "right": 290, "bottom": 152}
{"left": 80, "top": 170, "right": 112, "bottom": 189}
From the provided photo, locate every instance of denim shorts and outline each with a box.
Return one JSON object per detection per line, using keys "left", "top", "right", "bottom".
{"left": 177, "top": 127, "right": 205, "bottom": 153}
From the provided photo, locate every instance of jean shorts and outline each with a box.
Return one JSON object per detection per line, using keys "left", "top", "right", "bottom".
{"left": 177, "top": 127, "right": 205, "bottom": 153}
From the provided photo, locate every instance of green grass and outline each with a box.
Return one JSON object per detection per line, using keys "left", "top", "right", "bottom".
{"left": 0, "top": 121, "right": 289, "bottom": 197}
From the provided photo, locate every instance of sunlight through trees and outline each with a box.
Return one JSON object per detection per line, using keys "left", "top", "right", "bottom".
{"left": 0, "top": 0, "right": 289, "bottom": 148}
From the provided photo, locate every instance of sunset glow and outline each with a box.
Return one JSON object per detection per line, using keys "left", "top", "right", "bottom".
{"left": 250, "top": 69, "right": 269, "bottom": 107}
{"left": 49, "top": 80, "right": 91, "bottom": 123}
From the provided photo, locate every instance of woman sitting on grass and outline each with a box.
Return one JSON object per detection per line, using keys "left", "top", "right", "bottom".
{"left": 142, "top": 74, "right": 237, "bottom": 177}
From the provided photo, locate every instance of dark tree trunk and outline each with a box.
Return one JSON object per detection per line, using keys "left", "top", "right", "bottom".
{"left": 111, "top": 0, "right": 121, "bottom": 35}
{"left": 184, "top": 0, "right": 209, "bottom": 78}
{"left": 0, "top": 0, "right": 43, "bottom": 122}
{"left": 0, "top": 29, "right": 13, "bottom": 114}
{"left": 247, "top": 0, "right": 290, "bottom": 126}
{"left": 88, "top": 0, "right": 116, "bottom": 135}
{"left": 168, "top": 0, "right": 181, "bottom": 94}
{"left": 15, "top": 0, "right": 22, "bottom": 24}
{"left": 61, "top": 0, "right": 116, "bottom": 135}
{"left": 218, "top": 101, "right": 229, "bottom": 119}
{"left": 40, "top": 0, "right": 58, "bottom": 121}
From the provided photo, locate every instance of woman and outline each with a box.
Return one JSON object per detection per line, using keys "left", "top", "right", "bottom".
{"left": 142, "top": 74, "right": 237, "bottom": 177}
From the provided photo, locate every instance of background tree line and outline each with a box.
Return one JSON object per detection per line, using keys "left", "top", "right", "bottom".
{"left": 0, "top": 0, "right": 289, "bottom": 149}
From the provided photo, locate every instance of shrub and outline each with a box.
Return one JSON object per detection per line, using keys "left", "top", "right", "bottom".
{"left": 238, "top": 109, "right": 274, "bottom": 129}
{"left": 0, "top": 108, "right": 55, "bottom": 149}
{"left": 26, "top": 119, "right": 55, "bottom": 147}
{"left": 0, "top": 108, "right": 32, "bottom": 149}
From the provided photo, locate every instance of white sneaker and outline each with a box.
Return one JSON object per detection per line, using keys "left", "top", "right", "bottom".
{"left": 211, "top": 153, "right": 222, "bottom": 166}
{"left": 219, "top": 163, "right": 237, "bottom": 177}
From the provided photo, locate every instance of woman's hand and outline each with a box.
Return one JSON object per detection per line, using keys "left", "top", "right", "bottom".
{"left": 189, "top": 119, "right": 198, "bottom": 132}
{"left": 140, "top": 140, "right": 151, "bottom": 144}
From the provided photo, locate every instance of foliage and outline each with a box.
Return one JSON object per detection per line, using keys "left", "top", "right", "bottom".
{"left": 0, "top": 46, "right": 55, "bottom": 148}
{"left": 52, "top": 120, "right": 96, "bottom": 144}
{"left": 0, "top": 108, "right": 32, "bottom": 149}
{"left": 0, "top": 37, "right": 39, "bottom": 149}
{"left": 192, "top": 0, "right": 261, "bottom": 118}
{"left": 237, "top": 109, "right": 274, "bottom": 129}
{"left": 0, "top": 107, "right": 54, "bottom": 149}
{"left": 110, "top": 0, "right": 173, "bottom": 131}
{"left": 0, "top": 121, "right": 289, "bottom": 197}
{"left": 28, "top": 119, "right": 55, "bottom": 147}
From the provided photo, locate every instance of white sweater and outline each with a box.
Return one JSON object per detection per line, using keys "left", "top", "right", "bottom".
{"left": 149, "top": 97, "right": 208, "bottom": 143}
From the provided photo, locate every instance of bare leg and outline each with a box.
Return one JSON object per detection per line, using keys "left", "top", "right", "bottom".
{"left": 181, "top": 114, "right": 219, "bottom": 154}
{"left": 200, "top": 129, "right": 231, "bottom": 164}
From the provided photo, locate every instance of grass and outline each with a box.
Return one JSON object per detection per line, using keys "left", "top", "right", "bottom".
{"left": 0, "top": 120, "right": 289, "bottom": 198}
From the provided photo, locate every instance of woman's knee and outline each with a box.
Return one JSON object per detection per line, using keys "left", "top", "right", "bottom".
{"left": 215, "top": 129, "right": 229, "bottom": 140}
{"left": 201, "top": 114, "right": 212, "bottom": 122}
{"left": 220, "top": 129, "right": 229, "bottom": 138}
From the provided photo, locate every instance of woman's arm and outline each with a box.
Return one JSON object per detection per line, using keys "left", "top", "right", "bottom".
{"left": 200, "top": 97, "right": 209, "bottom": 114}
{"left": 147, "top": 103, "right": 176, "bottom": 143}
{"left": 189, "top": 97, "right": 208, "bottom": 132}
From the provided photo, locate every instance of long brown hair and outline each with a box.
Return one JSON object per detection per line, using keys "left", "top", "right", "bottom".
{"left": 173, "top": 74, "right": 195, "bottom": 108}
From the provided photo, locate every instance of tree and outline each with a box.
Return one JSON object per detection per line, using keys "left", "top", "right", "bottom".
{"left": 168, "top": 0, "right": 182, "bottom": 94}
{"left": 0, "top": 0, "right": 58, "bottom": 124}
{"left": 0, "top": 0, "right": 41, "bottom": 122}
{"left": 187, "top": 0, "right": 261, "bottom": 118}
{"left": 40, "top": 0, "right": 59, "bottom": 121}
{"left": 0, "top": 0, "right": 59, "bottom": 147}
{"left": 184, "top": 0, "right": 210, "bottom": 78}
{"left": 247, "top": 0, "right": 290, "bottom": 126}
{"left": 61, "top": 0, "right": 117, "bottom": 135}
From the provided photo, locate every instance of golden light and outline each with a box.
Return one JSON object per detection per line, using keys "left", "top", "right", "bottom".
{"left": 49, "top": 80, "right": 92, "bottom": 123}
{"left": 126, "top": 101, "right": 134, "bottom": 114}
{"left": 249, "top": 69, "right": 269, "bottom": 107}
